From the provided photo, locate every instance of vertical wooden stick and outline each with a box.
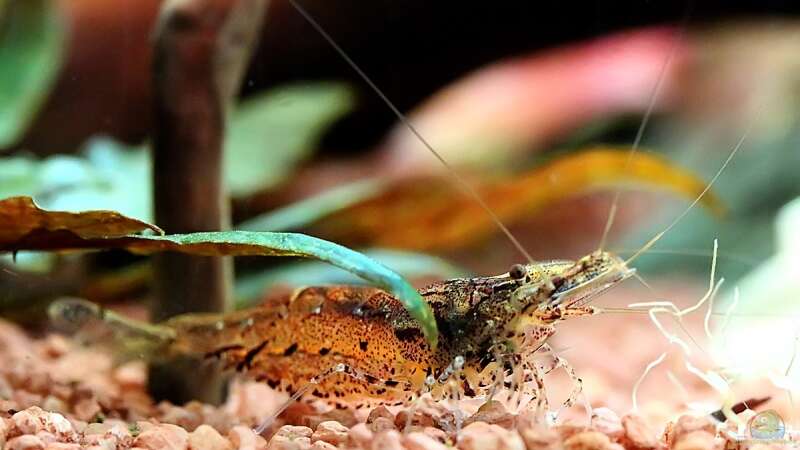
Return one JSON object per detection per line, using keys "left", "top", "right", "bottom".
{"left": 150, "top": 0, "right": 266, "bottom": 404}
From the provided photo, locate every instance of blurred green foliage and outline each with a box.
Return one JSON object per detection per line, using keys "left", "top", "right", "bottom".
{"left": 0, "top": 139, "right": 151, "bottom": 219}
{"left": 0, "top": 0, "right": 64, "bottom": 148}
{"left": 0, "top": 82, "right": 355, "bottom": 221}
{"left": 239, "top": 179, "right": 384, "bottom": 231}
{"left": 225, "top": 82, "right": 354, "bottom": 196}
{"left": 0, "top": 82, "right": 354, "bottom": 273}
{"left": 618, "top": 125, "right": 800, "bottom": 283}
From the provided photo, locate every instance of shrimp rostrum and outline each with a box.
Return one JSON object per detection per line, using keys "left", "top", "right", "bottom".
{"left": 50, "top": 250, "right": 633, "bottom": 411}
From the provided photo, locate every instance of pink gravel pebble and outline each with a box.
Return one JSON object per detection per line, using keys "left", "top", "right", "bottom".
{"left": 520, "top": 426, "right": 561, "bottom": 450}
{"left": 404, "top": 431, "right": 449, "bottom": 450}
{"left": 189, "top": 424, "right": 233, "bottom": 450}
{"left": 311, "top": 421, "right": 348, "bottom": 447}
{"left": 621, "top": 413, "right": 659, "bottom": 450}
{"left": 11, "top": 407, "right": 75, "bottom": 439}
{"left": 44, "top": 443, "right": 81, "bottom": 450}
{"left": 133, "top": 423, "right": 190, "bottom": 450}
{"left": 370, "top": 430, "right": 404, "bottom": 450}
{"left": 458, "top": 422, "right": 525, "bottom": 450}
{"left": 309, "top": 441, "right": 336, "bottom": 450}
{"left": 229, "top": 425, "right": 268, "bottom": 450}
{"left": 591, "top": 408, "right": 624, "bottom": 439}
{"left": 672, "top": 430, "right": 719, "bottom": 450}
{"left": 6, "top": 435, "right": 46, "bottom": 450}
{"left": 347, "top": 423, "right": 373, "bottom": 449}
{"left": 563, "top": 431, "right": 621, "bottom": 450}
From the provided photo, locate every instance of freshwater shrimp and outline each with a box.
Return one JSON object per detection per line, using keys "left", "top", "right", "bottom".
{"left": 51, "top": 250, "right": 633, "bottom": 411}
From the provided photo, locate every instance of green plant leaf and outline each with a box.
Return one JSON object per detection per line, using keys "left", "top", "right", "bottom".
{"left": 225, "top": 82, "right": 354, "bottom": 196}
{"left": 239, "top": 179, "right": 384, "bottom": 231}
{"left": 0, "top": 81, "right": 354, "bottom": 217}
{"left": 0, "top": 137, "right": 152, "bottom": 220}
{"left": 131, "top": 232, "right": 438, "bottom": 347}
{"left": 0, "top": 196, "right": 438, "bottom": 347}
{"left": 235, "top": 248, "right": 468, "bottom": 307}
{"left": 0, "top": 0, "right": 66, "bottom": 148}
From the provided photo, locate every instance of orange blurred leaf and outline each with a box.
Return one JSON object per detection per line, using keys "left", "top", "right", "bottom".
{"left": 304, "top": 147, "right": 725, "bottom": 251}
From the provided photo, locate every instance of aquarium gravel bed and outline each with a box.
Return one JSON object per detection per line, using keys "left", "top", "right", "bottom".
{"left": 0, "top": 318, "right": 789, "bottom": 450}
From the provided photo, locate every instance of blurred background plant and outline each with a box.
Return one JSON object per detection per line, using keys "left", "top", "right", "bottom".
{"left": 1, "top": 0, "right": 800, "bottom": 419}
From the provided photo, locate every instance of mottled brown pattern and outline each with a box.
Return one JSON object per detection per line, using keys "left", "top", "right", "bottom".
{"left": 163, "top": 251, "right": 634, "bottom": 406}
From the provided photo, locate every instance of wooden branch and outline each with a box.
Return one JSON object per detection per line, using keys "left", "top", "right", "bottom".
{"left": 150, "top": 0, "right": 266, "bottom": 404}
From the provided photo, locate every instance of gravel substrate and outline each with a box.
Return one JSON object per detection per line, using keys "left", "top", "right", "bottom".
{"left": 0, "top": 318, "right": 792, "bottom": 450}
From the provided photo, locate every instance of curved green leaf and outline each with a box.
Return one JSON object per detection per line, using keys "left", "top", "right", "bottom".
{"left": 235, "top": 248, "right": 468, "bottom": 308}
{"left": 125, "top": 232, "right": 438, "bottom": 347}
{"left": 0, "top": 196, "right": 438, "bottom": 347}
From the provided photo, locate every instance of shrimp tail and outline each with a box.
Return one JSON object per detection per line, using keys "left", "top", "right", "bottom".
{"left": 49, "top": 297, "right": 272, "bottom": 369}
{"left": 48, "top": 298, "right": 177, "bottom": 363}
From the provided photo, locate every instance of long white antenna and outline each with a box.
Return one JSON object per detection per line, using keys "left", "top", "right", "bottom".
{"left": 598, "top": 6, "right": 693, "bottom": 251}
{"left": 625, "top": 125, "right": 751, "bottom": 265}
{"left": 287, "top": 0, "right": 535, "bottom": 264}
{"left": 598, "top": 39, "right": 678, "bottom": 250}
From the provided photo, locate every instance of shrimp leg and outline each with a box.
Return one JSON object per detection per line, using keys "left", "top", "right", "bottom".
{"left": 254, "top": 361, "right": 414, "bottom": 435}
{"left": 537, "top": 343, "right": 584, "bottom": 415}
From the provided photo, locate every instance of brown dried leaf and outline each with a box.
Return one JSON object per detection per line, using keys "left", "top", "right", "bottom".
{"left": 0, "top": 196, "right": 162, "bottom": 250}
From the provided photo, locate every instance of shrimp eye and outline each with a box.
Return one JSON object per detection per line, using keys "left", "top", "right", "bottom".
{"left": 509, "top": 264, "right": 526, "bottom": 280}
